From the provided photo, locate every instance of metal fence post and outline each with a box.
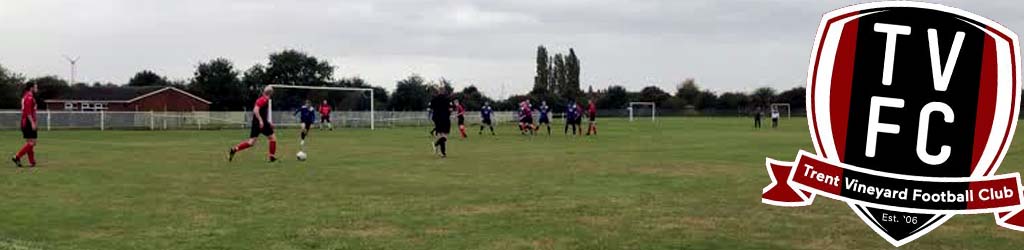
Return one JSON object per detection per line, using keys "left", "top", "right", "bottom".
{"left": 46, "top": 110, "right": 51, "bottom": 131}
{"left": 150, "top": 111, "right": 155, "bottom": 130}
{"left": 100, "top": 110, "right": 105, "bottom": 131}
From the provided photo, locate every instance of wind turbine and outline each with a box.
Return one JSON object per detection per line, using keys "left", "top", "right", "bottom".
{"left": 62, "top": 55, "right": 80, "bottom": 84}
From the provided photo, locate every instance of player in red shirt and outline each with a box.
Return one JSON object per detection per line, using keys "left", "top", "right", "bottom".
{"left": 11, "top": 82, "right": 38, "bottom": 167}
{"left": 586, "top": 99, "right": 598, "bottom": 136}
{"left": 228, "top": 85, "right": 278, "bottom": 162}
{"left": 318, "top": 100, "right": 333, "bottom": 131}
{"left": 518, "top": 100, "right": 535, "bottom": 135}
{"left": 454, "top": 99, "right": 467, "bottom": 139}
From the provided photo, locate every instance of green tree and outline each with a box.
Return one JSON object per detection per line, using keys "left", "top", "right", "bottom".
{"left": 265, "top": 49, "right": 334, "bottom": 86}
{"left": 697, "top": 90, "right": 719, "bottom": 110}
{"left": 639, "top": 85, "right": 671, "bottom": 108}
{"left": 563, "top": 48, "right": 581, "bottom": 100}
{"left": 454, "top": 85, "right": 493, "bottom": 110}
{"left": 751, "top": 87, "right": 777, "bottom": 107}
{"left": 551, "top": 54, "right": 565, "bottom": 97}
{"left": 339, "top": 78, "right": 388, "bottom": 107}
{"left": 241, "top": 64, "right": 268, "bottom": 97}
{"left": 389, "top": 75, "right": 430, "bottom": 111}
{"left": 0, "top": 64, "right": 26, "bottom": 108}
{"left": 674, "top": 78, "right": 702, "bottom": 107}
{"left": 532, "top": 46, "right": 550, "bottom": 95}
{"left": 597, "top": 85, "right": 628, "bottom": 109}
{"left": 718, "top": 92, "right": 750, "bottom": 110}
{"left": 190, "top": 58, "right": 244, "bottom": 110}
{"left": 128, "top": 70, "right": 169, "bottom": 86}
{"left": 330, "top": 77, "right": 388, "bottom": 111}
{"left": 776, "top": 87, "right": 805, "bottom": 107}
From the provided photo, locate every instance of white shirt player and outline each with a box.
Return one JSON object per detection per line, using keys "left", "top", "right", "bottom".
{"left": 771, "top": 110, "right": 780, "bottom": 119}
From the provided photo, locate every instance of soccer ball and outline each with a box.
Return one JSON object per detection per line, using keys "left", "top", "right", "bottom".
{"left": 296, "top": 151, "right": 307, "bottom": 161}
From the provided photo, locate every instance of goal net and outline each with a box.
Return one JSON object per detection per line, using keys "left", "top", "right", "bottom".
{"left": 267, "top": 84, "right": 376, "bottom": 130}
{"left": 769, "top": 103, "right": 791, "bottom": 119}
{"left": 628, "top": 102, "right": 656, "bottom": 122}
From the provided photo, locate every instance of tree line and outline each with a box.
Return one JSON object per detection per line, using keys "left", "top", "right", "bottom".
{"left": 0, "top": 48, "right": 804, "bottom": 114}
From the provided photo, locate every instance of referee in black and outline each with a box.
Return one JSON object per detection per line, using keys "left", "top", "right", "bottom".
{"left": 430, "top": 88, "right": 453, "bottom": 158}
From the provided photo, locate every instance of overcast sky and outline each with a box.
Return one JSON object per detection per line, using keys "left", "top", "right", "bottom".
{"left": 1, "top": 0, "right": 1021, "bottom": 98}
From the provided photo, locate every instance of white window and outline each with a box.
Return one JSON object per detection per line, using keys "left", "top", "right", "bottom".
{"left": 81, "top": 103, "right": 92, "bottom": 110}
{"left": 64, "top": 102, "right": 74, "bottom": 110}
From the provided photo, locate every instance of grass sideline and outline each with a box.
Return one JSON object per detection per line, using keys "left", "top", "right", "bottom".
{"left": 2, "top": 117, "right": 1023, "bottom": 250}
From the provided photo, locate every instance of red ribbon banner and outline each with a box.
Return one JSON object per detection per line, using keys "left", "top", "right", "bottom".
{"left": 763, "top": 151, "right": 1024, "bottom": 231}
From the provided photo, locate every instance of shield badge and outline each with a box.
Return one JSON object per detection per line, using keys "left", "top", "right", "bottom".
{"left": 762, "top": 2, "right": 1024, "bottom": 247}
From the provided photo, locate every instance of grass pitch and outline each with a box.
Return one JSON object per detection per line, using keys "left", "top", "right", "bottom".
{"left": 2, "top": 117, "right": 1023, "bottom": 249}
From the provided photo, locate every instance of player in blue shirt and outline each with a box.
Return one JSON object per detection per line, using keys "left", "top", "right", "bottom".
{"left": 564, "top": 99, "right": 580, "bottom": 135}
{"left": 537, "top": 101, "right": 551, "bottom": 135}
{"left": 479, "top": 101, "right": 496, "bottom": 135}
{"left": 294, "top": 99, "right": 317, "bottom": 148}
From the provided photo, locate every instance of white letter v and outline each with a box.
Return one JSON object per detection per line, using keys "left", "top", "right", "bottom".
{"left": 928, "top": 29, "right": 965, "bottom": 92}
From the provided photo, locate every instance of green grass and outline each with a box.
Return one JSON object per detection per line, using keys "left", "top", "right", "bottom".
{"left": 1, "top": 117, "right": 1023, "bottom": 249}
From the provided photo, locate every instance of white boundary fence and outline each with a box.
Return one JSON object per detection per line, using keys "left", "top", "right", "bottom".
{"left": 0, "top": 110, "right": 520, "bottom": 130}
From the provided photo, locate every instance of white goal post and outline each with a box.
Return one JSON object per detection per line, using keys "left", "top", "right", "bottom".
{"left": 769, "top": 103, "right": 791, "bottom": 119}
{"left": 628, "top": 102, "right": 656, "bottom": 122}
{"left": 268, "top": 84, "right": 376, "bottom": 130}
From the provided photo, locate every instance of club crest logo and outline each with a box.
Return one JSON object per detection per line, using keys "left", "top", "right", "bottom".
{"left": 762, "top": 2, "right": 1024, "bottom": 246}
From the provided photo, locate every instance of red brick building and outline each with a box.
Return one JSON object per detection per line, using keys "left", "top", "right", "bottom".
{"left": 45, "top": 86, "right": 211, "bottom": 112}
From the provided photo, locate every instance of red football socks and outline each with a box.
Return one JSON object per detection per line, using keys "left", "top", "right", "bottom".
{"left": 268, "top": 140, "right": 277, "bottom": 156}
{"left": 27, "top": 148, "right": 35, "bottom": 165}
{"left": 234, "top": 141, "right": 253, "bottom": 152}
{"left": 14, "top": 143, "right": 31, "bottom": 159}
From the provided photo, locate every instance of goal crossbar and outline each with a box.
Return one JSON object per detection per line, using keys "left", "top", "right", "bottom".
{"left": 268, "top": 84, "right": 376, "bottom": 130}
{"left": 269, "top": 84, "right": 374, "bottom": 92}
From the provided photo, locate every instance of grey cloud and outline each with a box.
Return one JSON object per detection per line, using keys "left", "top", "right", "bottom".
{"left": 1, "top": 0, "right": 1022, "bottom": 98}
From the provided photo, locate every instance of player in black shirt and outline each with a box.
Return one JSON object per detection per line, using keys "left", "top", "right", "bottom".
{"left": 429, "top": 90, "right": 452, "bottom": 158}
{"left": 753, "top": 106, "right": 763, "bottom": 129}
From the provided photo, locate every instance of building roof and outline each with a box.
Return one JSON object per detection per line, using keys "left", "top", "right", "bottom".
{"left": 45, "top": 86, "right": 212, "bottom": 104}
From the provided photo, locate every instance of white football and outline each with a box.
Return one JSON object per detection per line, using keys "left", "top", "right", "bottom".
{"left": 296, "top": 151, "right": 307, "bottom": 161}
